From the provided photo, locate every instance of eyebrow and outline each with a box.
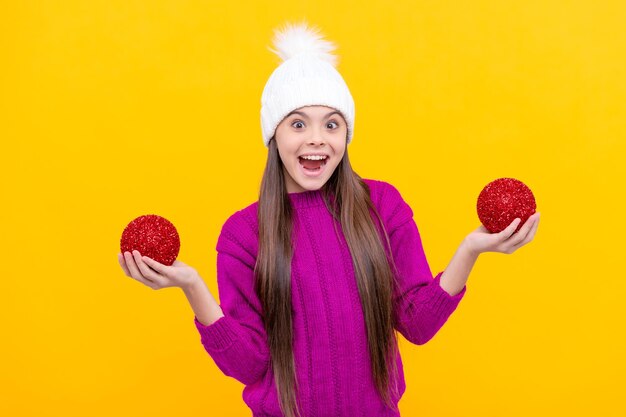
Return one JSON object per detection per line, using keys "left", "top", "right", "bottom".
{"left": 286, "top": 110, "right": 341, "bottom": 119}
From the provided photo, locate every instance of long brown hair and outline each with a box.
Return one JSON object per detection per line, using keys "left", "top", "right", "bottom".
{"left": 255, "top": 137, "right": 402, "bottom": 417}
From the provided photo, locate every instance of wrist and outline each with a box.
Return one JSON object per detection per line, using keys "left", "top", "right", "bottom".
{"left": 461, "top": 238, "right": 481, "bottom": 258}
{"left": 182, "top": 274, "right": 204, "bottom": 293}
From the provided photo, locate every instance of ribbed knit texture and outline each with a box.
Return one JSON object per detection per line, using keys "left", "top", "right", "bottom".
{"left": 193, "top": 178, "right": 467, "bottom": 417}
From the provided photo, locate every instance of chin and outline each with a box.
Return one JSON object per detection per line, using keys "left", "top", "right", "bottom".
{"left": 295, "top": 179, "right": 326, "bottom": 191}
{"left": 287, "top": 163, "right": 337, "bottom": 193}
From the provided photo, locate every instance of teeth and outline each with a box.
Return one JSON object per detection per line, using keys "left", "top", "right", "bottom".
{"left": 300, "top": 155, "right": 327, "bottom": 160}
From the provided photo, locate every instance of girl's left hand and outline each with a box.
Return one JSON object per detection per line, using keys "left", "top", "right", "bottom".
{"left": 464, "top": 212, "right": 541, "bottom": 256}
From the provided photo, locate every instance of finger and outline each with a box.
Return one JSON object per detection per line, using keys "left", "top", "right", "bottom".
{"left": 132, "top": 250, "right": 165, "bottom": 286}
{"left": 142, "top": 255, "right": 172, "bottom": 278}
{"left": 118, "top": 253, "right": 131, "bottom": 277}
{"left": 124, "top": 251, "right": 156, "bottom": 287}
{"left": 499, "top": 218, "right": 521, "bottom": 241}
{"left": 507, "top": 220, "right": 532, "bottom": 246}
{"left": 510, "top": 213, "right": 540, "bottom": 246}
{"left": 512, "top": 213, "right": 540, "bottom": 249}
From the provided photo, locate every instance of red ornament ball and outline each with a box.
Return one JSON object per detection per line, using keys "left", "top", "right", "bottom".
{"left": 120, "top": 214, "right": 180, "bottom": 266}
{"left": 477, "top": 178, "right": 537, "bottom": 234}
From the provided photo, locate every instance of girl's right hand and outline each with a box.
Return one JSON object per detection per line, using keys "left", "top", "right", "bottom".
{"left": 118, "top": 250, "right": 200, "bottom": 290}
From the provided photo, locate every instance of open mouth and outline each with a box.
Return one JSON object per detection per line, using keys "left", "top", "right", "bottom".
{"left": 298, "top": 156, "right": 328, "bottom": 176}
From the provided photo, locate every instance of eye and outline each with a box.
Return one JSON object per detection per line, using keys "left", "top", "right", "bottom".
{"left": 291, "top": 120, "right": 305, "bottom": 129}
{"left": 327, "top": 120, "right": 339, "bottom": 129}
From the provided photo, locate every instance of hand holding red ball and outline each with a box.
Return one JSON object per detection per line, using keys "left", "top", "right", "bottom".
{"left": 120, "top": 214, "right": 181, "bottom": 266}
{"left": 477, "top": 178, "right": 537, "bottom": 234}
{"left": 118, "top": 214, "right": 200, "bottom": 290}
{"left": 464, "top": 178, "right": 541, "bottom": 256}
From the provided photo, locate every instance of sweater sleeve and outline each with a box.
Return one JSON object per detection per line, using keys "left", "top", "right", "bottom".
{"left": 377, "top": 181, "right": 467, "bottom": 345}
{"left": 193, "top": 210, "right": 271, "bottom": 386}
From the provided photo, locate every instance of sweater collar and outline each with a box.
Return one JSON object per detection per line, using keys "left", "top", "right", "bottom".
{"left": 287, "top": 188, "right": 331, "bottom": 208}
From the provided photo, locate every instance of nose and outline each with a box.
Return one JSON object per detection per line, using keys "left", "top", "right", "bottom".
{"left": 307, "top": 136, "right": 325, "bottom": 146}
{"left": 307, "top": 126, "right": 327, "bottom": 145}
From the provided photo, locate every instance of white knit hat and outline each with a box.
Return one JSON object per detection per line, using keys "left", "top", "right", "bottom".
{"left": 260, "top": 22, "right": 355, "bottom": 147}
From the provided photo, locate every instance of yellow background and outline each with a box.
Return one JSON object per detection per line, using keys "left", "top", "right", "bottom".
{"left": 2, "top": 1, "right": 624, "bottom": 416}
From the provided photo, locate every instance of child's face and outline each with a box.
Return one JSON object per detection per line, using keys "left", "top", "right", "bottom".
{"left": 274, "top": 105, "right": 347, "bottom": 193}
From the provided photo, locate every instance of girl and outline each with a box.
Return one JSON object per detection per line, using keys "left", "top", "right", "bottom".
{"left": 118, "top": 22, "right": 540, "bottom": 417}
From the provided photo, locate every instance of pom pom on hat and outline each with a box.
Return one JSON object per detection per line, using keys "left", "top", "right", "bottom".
{"left": 268, "top": 22, "right": 338, "bottom": 67}
{"left": 260, "top": 21, "right": 355, "bottom": 147}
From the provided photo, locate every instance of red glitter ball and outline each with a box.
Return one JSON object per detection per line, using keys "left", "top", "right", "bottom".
{"left": 477, "top": 178, "right": 537, "bottom": 234}
{"left": 120, "top": 214, "right": 180, "bottom": 266}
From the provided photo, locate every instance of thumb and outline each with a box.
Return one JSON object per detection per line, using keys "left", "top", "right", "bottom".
{"left": 172, "top": 260, "right": 188, "bottom": 267}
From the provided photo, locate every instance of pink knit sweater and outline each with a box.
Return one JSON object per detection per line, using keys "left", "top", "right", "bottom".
{"left": 193, "top": 178, "right": 467, "bottom": 416}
